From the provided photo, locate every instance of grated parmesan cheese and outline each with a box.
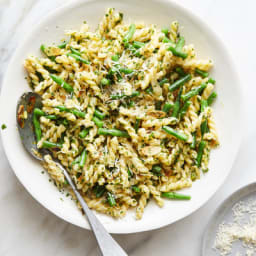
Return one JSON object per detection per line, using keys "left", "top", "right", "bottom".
{"left": 213, "top": 199, "right": 256, "bottom": 255}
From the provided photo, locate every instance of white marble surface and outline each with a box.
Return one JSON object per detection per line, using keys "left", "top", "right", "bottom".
{"left": 0, "top": 0, "right": 255, "bottom": 255}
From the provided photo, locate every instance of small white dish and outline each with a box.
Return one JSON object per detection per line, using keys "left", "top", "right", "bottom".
{"left": 0, "top": 0, "right": 243, "bottom": 233}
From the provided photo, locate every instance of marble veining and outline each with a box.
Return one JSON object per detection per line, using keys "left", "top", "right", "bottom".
{"left": 0, "top": 0, "right": 255, "bottom": 255}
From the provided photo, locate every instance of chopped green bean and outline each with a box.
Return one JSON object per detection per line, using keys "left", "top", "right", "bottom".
{"left": 163, "top": 102, "right": 173, "bottom": 114}
{"left": 207, "top": 92, "right": 217, "bottom": 106}
{"left": 40, "top": 44, "right": 56, "bottom": 61}
{"left": 119, "top": 67, "right": 133, "bottom": 74}
{"left": 55, "top": 106, "right": 85, "bottom": 118}
{"left": 123, "top": 24, "right": 136, "bottom": 44}
{"left": 195, "top": 68, "right": 209, "bottom": 78}
{"left": 200, "top": 99, "right": 208, "bottom": 113}
{"left": 79, "top": 128, "right": 89, "bottom": 138}
{"left": 133, "top": 41, "right": 145, "bottom": 49}
{"left": 67, "top": 53, "right": 90, "bottom": 64}
{"left": 34, "top": 108, "right": 45, "bottom": 117}
{"left": 92, "top": 116, "right": 103, "bottom": 128}
{"left": 201, "top": 120, "right": 208, "bottom": 137}
{"left": 175, "top": 67, "right": 186, "bottom": 77}
{"left": 94, "top": 109, "right": 106, "bottom": 120}
{"left": 132, "top": 185, "right": 141, "bottom": 193}
{"left": 208, "top": 78, "right": 216, "bottom": 84}
{"left": 172, "top": 87, "right": 183, "bottom": 118}
{"left": 151, "top": 165, "right": 162, "bottom": 176}
{"left": 58, "top": 42, "right": 67, "bottom": 49}
{"left": 134, "top": 119, "right": 140, "bottom": 133}
{"left": 107, "top": 192, "right": 116, "bottom": 206}
{"left": 162, "top": 126, "right": 188, "bottom": 141}
{"left": 196, "top": 140, "right": 206, "bottom": 167}
{"left": 169, "top": 74, "right": 191, "bottom": 92}
{"left": 79, "top": 148, "right": 87, "bottom": 168}
{"left": 98, "top": 128, "right": 129, "bottom": 138}
{"left": 167, "top": 37, "right": 188, "bottom": 59}
{"left": 179, "top": 100, "right": 191, "bottom": 119}
{"left": 94, "top": 185, "right": 106, "bottom": 198}
{"left": 50, "top": 74, "right": 74, "bottom": 93}
{"left": 162, "top": 37, "right": 173, "bottom": 43}
{"left": 161, "top": 192, "right": 191, "bottom": 200}
{"left": 181, "top": 83, "right": 207, "bottom": 101}
{"left": 70, "top": 47, "right": 81, "bottom": 56}
{"left": 111, "top": 54, "right": 120, "bottom": 62}
{"left": 45, "top": 115, "right": 57, "bottom": 120}
{"left": 190, "top": 132, "right": 196, "bottom": 149}
{"left": 42, "top": 141, "right": 62, "bottom": 148}
{"left": 161, "top": 27, "right": 169, "bottom": 36}
{"left": 33, "top": 113, "right": 41, "bottom": 142}
{"left": 159, "top": 78, "right": 169, "bottom": 86}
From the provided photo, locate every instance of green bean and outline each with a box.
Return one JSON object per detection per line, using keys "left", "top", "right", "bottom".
{"left": 190, "top": 132, "right": 196, "bottom": 149}
{"left": 159, "top": 78, "right": 169, "bottom": 86}
{"left": 200, "top": 99, "right": 208, "bottom": 113}
{"left": 123, "top": 24, "right": 136, "bottom": 44}
{"left": 207, "top": 92, "right": 217, "bottom": 106}
{"left": 70, "top": 47, "right": 81, "bottom": 56}
{"left": 100, "top": 78, "right": 110, "bottom": 86}
{"left": 71, "top": 155, "right": 81, "bottom": 166}
{"left": 162, "top": 37, "right": 173, "bottom": 43}
{"left": 169, "top": 74, "right": 191, "bottom": 92}
{"left": 127, "top": 168, "right": 133, "bottom": 179}
{"left": 71, "top": 109, "right": 85, "bottom": 118}
{"left": 176, "top": 37, "right": 186, "bottom": 52}
{"left": 161, "top": 27, "right": 169, "bottom": 36}
{"left": 107, "top": 192, "right": 116, "bottom": 206}
{"left": 175, "top": 67, "right": 186, "bottom": 77}
{"left": 132, "top": 185, "right": 141, "bottom": 193}
{"left": 42, "top": 141, "right": 62, "bottom": 148}
{"left": 163, "top": 102, "right": 173, "bottom": 114}
{"left": 94, "top": 109, "right": 106, "bottom": 120}
{"left": 196, "top": 140, "right": 206, "bottom": 167}
{"left": 133, "top": 41, "right": 145, "bottom": 49}
{"left": 201, "top": 120, "right": 208, "bottom": 137}
{"left": 181, "top": 83, "right": 207, "bottom": 101}
{"left": 50, "top": 74, "right": 74, "bottom": 93}
{"left": 145, "top": 86, "right": 153, "bottom": 94}
{"left": 79, "top": 148, "right": 87, "bottom": 168}
{"left": 151, "top": 165, "right": 162, "bottom": 176}
{"left": 79, "top": 128, "right": 89, "bottom": 138}
{"left": 162, "top": 126, "right": 188, "bottom": 141}
{"left": 195, "top": 68, "right": 209, "bottom": 78}
{"left": 94, "top": 185, "right": 106, "bottom": 198}
{"left": 172, "top": 87, "right": 183, "bottom": 118}
{"left": 33, "top": 113, "right": 41, "bottom": 142}
{"left": 208, "top": 78, "right": 216, "bottom": 84}
{"left": 179, "top": 100, "right": 191, "bottom": 119}
{"left": 67, "top": 53, "right": 90, "bottom": 64}
{"left": 45, "top": 115, "right": 57, "bottom": 120}
{"left": 167, "top": 37, "right": 188, "bottom": 59}
{"left": 98, "top": 128, "right": 129, "bottom": 138}
{"left": 55, "top": 106, "right": 85, "bottom": 118}
{"left": 58, "top": 41, "right": 67, "bottom": 49}
{"left": 40, "top": 44, "right": 56, "bottom": 61}
{"left": 110, "top": 91, "right": 139, "bottom": 100}
{"left": 161, "top": 192, "right": 191, "bottom": 200}
{"left": 34, "top": 108, "right": 45, "bottom": 117}
{"left": 134, "top": 119, "right": 140, "bottom": 133}
{"left": 120, "top": 67, "right": 133, "bottom": 74}
{"left": 92, "top": 116, "right": 103, "bottom": 128}
{"left": 111, "top": 54, "right": 119, "bottom": 61}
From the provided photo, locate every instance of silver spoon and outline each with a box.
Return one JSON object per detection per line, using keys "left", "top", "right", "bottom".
{"left": 16, "top": 92, "right": 127, "bottom": 256}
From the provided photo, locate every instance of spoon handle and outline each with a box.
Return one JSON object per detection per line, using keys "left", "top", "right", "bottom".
{"left": 54, "top": 161, "right": 128, "bottom": 256}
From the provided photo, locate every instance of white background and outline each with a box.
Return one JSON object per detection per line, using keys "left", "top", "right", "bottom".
{"left": 0, "top": 0, "right": 255, "bottom": 255}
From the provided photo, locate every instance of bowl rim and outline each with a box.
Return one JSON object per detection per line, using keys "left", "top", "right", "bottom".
{"left": 0, "top": 0, "right": 245, "bottom": 234}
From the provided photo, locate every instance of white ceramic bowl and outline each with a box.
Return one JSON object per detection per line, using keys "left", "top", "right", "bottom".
{"left": 0, "top": 0, "right": 243, "bottom": 233}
